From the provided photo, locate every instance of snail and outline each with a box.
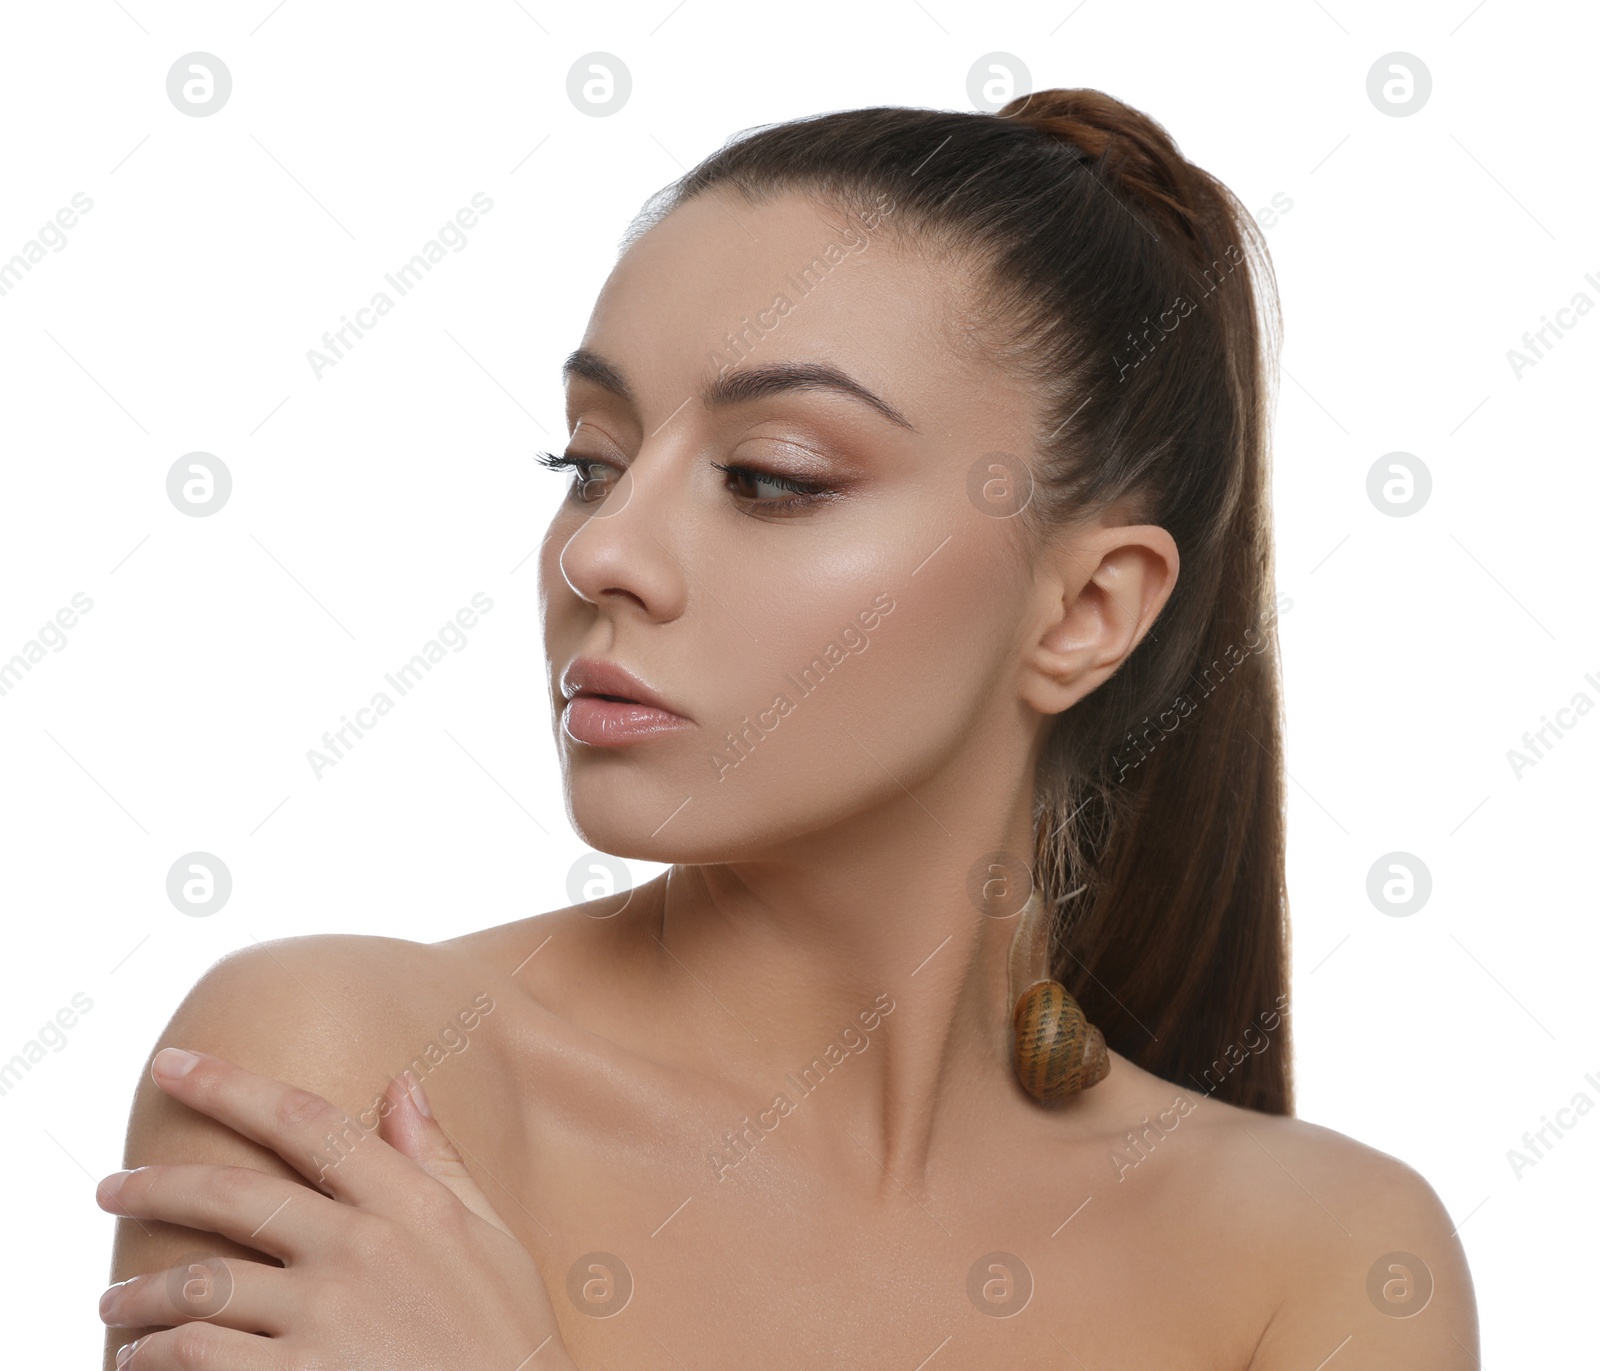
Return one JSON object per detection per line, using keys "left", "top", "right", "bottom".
{"left": 1007, "top": 887, "right": 1110, "bottom": 1104}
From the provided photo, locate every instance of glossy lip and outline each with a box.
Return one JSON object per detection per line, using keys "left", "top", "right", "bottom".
{"left": 559, "top": 655, "right": 688, "bottom": 720}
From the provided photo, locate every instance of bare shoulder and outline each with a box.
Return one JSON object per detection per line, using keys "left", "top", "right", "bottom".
{"left": 146, "top": 933, "right": 483, "bottom": 1099}
{"left": 114, "top": 932, "right": 508, "bottom": 1203}
{"left": 1188, "top": 1096, "right": 1481, "bottom": 1369}
{"left": 117, "top": 903, "right": 596, "bottom": 1172}
{"left": 142, "top": 886, "right": 621, "bottom": 1113}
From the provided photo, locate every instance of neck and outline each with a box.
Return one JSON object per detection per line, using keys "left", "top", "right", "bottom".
{"left": 627, "top": 789, "right": 1066, "bottom": 1193}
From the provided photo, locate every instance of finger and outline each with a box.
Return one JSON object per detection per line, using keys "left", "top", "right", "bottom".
{"left": 101, "top": 1255, "right": 286, "bottom": 1335}
{"left": 377, "top": 1071, "right": 515, "bottom": 1237}
{"left": 147, "top": 1047, "right": 410, "bottom": 1206}
{"left": 119, "top": 1323, "right": 285, "bottom": 1371}
{"left": 96, "top": 1164, "right": 336, "bottom": 1261}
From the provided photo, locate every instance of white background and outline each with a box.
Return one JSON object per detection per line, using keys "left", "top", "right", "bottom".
{"left": 1, "top": 1, "right": 1594, "bottom": 1364}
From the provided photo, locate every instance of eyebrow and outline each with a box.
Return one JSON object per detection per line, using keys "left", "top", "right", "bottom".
{"left": 561, "top": 347, "right": 917, "bottom": 432}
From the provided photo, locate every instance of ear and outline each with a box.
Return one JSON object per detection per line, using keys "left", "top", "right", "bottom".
{"left": 1021, "top": 521, "right": 1178, "bottom": 716}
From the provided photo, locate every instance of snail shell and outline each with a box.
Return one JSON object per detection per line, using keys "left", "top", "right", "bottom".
{"left": 1012, "top": 979, "right": 1110, "bottom": 1104}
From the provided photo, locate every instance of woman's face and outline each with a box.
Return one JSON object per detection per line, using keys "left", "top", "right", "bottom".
{"left": 538, "top": 188, "right": 1066, "bottom": 863}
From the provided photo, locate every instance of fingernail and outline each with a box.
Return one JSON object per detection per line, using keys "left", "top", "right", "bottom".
{"left": 152, "top": 1047, "right": 201, "bottom": 1080}
{"left": 99, "top": 1280, "right": 127, "bottom": 1320}
{"left": 116, "top": 1338, "right": 138, "bottom": 1367}
{"left": 96, "top": 1171, "right": 132, "bottom": 1213}
{"left": 406, "top": 1073, "right": 433, "bottom": 1117}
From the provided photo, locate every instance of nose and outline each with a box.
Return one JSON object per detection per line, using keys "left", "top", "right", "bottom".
{"left": 555, "top": 453, "right": 691, "bottom": 623}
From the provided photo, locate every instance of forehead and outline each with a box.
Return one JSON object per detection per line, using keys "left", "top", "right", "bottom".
{"left": 577, "top": 189, "right": 1021, "bottom": 431}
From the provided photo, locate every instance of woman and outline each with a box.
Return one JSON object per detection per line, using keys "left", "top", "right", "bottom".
{"left": 97, "top": 88, "right": 1479, "bottom": 1369}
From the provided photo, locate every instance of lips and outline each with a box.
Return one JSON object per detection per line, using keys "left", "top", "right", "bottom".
{"left": 559, "top": 655, "right": 687, "bottom": 720}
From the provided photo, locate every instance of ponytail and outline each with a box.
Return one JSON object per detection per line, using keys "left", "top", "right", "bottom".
{"left": 997, "top": 89, "right": 1292, "bottom": 1113}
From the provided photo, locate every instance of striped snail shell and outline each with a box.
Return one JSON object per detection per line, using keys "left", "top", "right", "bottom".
{"left": 1012, "top": 979, "right": 1110, "bottom": 1104}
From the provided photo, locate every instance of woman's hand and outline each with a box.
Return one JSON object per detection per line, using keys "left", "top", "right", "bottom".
{"left": 95, "top": 1047, "right": 576, "bottom": 1371}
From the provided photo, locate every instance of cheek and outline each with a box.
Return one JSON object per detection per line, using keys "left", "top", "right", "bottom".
{"left": 688, "top": 532, "right": 1017, "bottom": 833}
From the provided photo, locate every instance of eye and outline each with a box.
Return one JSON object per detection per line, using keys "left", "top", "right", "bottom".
{"left": 535, "top": 450, "right": 614, "bottom": 504}
{"left": 710, "top": 461, "right": 837, "bottom": 515}
{"left": 536, "top": 450, "right": 838, "bottom": 516}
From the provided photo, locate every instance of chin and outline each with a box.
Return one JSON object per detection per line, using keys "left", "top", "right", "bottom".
{"left": 564, "top": 773, "right": 818, "bottom": 869}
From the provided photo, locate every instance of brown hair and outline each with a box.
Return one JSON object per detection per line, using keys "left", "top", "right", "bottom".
{"left": 637, "top": 88, "right": 1292, "bottom": 1114}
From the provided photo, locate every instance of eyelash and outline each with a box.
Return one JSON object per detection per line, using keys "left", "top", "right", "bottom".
{"left": 534, "top": 450, "right": 837, "bottom": 516}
